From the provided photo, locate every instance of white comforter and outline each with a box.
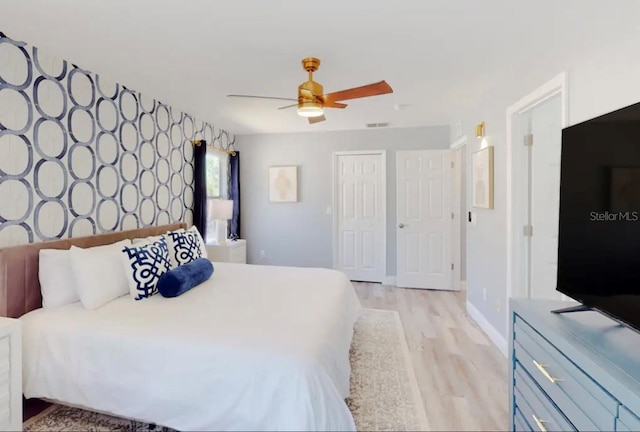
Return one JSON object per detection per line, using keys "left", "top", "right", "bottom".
{"left": 21, "top": 263, "right": 362, "bottom": 431}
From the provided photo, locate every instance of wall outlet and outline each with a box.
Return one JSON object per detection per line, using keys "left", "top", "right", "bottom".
{"left": 496, "top": 299, "right": 501, "bottom": 312}
{"left": 483, "top": 287, "right": 487, "bottom": 301}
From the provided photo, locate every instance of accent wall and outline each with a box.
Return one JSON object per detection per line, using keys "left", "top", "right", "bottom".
{"left": 0, "top": 31, "right": 234, "bottom": 247}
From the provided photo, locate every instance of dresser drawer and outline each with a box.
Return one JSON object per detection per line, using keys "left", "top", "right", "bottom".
{"left": 228, "top": 245, "right": 246, "bottom": 263}
{"left": 514, "top": 315, "right": 618, "bottom": 431}
{"left": 0, "top": 393, "right": 9, "bottom": 427}
{"left": 514, "top": 407, "right": 531, "bottom": 432}
{"left": 206, "top": 241, "right": 246, "bottom": 263}
{"left": 617, "top": 406, "right": 640, "bottom": 432}
{"left": 0, "top": 325, "right": 19, "bottom": 432}
{"left": 514, "top": 362, "right": 575, "bottom": 431}
{"left": 0, "top": 337, "right": 8, "bottom": 359}
{"left": 0, "top": 337, "right": 10, "bottom": 391}
{"left": 617, "top": 418, "right": 632, "bottom": 432}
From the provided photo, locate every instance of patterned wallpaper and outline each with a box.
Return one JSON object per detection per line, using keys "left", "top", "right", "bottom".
{"left": 0, "top": 32, "right": 235, "bottom": 246}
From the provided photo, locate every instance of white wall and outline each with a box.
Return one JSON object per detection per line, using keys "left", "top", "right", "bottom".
{"left": 457, "top": 23, "right": 640, "bottom": 342}
{"left": 235, "top": 126, "right": 449, "bottom": 275}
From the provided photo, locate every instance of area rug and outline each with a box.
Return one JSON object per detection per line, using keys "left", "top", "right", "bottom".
{"left": 23, "top": 308, "right": 429, "bottom": 432}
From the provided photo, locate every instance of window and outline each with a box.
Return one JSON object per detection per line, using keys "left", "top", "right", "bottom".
{"left": 205, "top": 151, "right": 228, "bottom": 242}
{"left": 205, "top": 153, "right": 227, "bottom": 199}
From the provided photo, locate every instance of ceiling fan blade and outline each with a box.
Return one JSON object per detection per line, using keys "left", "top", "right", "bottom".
{"left": 227, "top": 94, "right": 297, "bottom": 102}
{"left": 278, "top": 103, "right": 298, "bottom": 110}
{"left": 324, "top": 81, "right": 393, "bottom": 103}
{"left": 308, "top": 115, "right": 326, "bottom": 124}
{"left": 323, "top": 101, "right": 348, "bottom": 109}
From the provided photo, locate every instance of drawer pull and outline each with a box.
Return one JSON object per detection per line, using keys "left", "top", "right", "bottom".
{"left": 532, "top": 414, "right": 547, "bottom": 432}
{"left": 532, "top": 359, "right": 562, "bottom": 384}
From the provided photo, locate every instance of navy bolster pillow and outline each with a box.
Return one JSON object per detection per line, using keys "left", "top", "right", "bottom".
{"left": 157, "top": 258, "right": 214, "bottom": 298}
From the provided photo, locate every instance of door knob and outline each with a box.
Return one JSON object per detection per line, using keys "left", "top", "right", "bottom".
{"left": 398, "top": 223, "right": 405, "bottom": 228}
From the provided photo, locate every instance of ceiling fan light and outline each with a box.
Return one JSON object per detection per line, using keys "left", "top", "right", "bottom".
{"left": 297, "top": 101, "right": 324, "bottom": 118}
{"left": 298, "top": 107, "right": 324, "bottom": 117}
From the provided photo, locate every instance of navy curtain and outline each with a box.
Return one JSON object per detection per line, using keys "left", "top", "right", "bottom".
{"left": 229, "top": 152, "right": 240, "bottom": 240}
{"left": 193, "top": 140, "right": 207, "bottom": 238}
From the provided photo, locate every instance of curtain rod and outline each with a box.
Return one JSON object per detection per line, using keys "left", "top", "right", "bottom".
{"left": 190, "top": 140, "right": 236, "bottom": 156}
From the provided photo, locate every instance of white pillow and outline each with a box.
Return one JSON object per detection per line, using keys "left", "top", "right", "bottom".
{"left": 188, "top": 226, "right": 208, "bottom": 258}
{"left": 168, "top": 227, "right": 207, "bottom": 258}
{"left": 121, "top": 237, "right": 171, "bottom": 300}
{"left": 39, "top": 249, "right": 79, "bottom": 308}
{"left": 132, "top": 235, "right": 163, "bottom": 245}
{"left": 165, "top": 228, "right": 206, "bottom": 268}
{"left": 70, "top": 239, "right": 131, "bottom": 309}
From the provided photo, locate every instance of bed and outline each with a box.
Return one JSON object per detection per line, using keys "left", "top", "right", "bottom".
{"left": 0, "top": 224, "right": 362, "bottom": 431}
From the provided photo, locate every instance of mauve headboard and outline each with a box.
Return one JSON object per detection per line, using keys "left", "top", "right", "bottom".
{"left": 0, "top": 223, "right": 187, "bottom": 318}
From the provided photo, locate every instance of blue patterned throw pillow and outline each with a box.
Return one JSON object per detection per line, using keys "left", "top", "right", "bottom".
{"left": 121, "top": 237, "right": 171, "bottom": 300}
{"left": 166, "top": 229, "right": 204, "bottom": 268}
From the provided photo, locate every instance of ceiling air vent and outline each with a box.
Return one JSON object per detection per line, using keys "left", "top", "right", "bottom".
{"left": 366, "top": 122, "right": 390, "bottom": 128}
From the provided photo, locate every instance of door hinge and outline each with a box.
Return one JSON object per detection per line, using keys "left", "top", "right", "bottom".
{"left": 524, "top": 134, "right": 533, "bottom": 147}
{"left": 523, "top": 225, "right": 533, "bottom": 237}
{"left": 451, "top": 263, "right": 455, "bottom": 270}
{"left": 451, "top": 161, "right": 454, "bottom": 168}
{"left": 451, "top": 212, "right": 454, "bottom": 220}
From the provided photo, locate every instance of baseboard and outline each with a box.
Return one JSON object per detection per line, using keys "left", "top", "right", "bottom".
{"left": 466, "top": 300, "right": 508, "bottom": 357}
{"left": 383, "top": 276, "right": 397, "bottom": 286}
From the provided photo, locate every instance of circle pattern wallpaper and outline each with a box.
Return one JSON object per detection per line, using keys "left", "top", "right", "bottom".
{"left": 0, "top": 32, "right": 234, "bottom": 246}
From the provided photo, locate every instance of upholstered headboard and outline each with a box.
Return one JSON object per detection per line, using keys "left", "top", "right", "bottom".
{"left": 0, "top": 223, "right": 187, "bottom": 318}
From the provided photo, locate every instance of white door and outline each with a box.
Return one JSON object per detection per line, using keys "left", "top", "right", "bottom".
{"left": 334, "top": 152, "right": 386, "bottom": 282}
{"left": 451, "top": 145, "right": 464, "bottom": 291}
{"left": 527, "top": 94, "right": 563, "bottom": 299}
{"left": 396, "top": 150, "right": 452, "bottom": 290}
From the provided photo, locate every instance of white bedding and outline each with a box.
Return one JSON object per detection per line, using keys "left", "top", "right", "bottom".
{"left": 22, "top": 263, "right": 362, "bottom": 431}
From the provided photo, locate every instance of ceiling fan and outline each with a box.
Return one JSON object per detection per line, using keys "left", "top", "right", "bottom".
{"left": 227, "top": 57, "right": 393, "bottom": 124}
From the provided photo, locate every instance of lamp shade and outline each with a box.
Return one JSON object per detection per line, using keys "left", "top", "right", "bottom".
{"left": 209, "top": 199, "right": 233, "bottom": 220}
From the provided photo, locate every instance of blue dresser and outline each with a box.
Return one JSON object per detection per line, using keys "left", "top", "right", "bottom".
{"left": 510, "top": 299, "right": 640, "bottom": 431}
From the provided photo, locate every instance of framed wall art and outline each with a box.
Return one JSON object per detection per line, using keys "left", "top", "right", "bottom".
{"left": 472, "top": 146, "right": 494, "bottom": 209}
{"left": 269, "top": 166, "right": 298, "bottom": 203}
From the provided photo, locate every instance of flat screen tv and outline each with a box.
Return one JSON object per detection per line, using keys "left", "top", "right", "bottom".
{"left": 557, "top": 100, "right": 640, "bottom": 331}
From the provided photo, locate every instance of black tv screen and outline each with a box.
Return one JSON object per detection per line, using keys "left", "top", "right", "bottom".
{"left": 558, "top": 101, "right": 640, "bottom": 331}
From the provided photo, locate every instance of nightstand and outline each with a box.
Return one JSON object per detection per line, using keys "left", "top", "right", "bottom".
{"left": 0, "top": 318, "right": 21, "bottom": 431}
{"left": 206, "top": 239, "right": 246, "bottom": 264}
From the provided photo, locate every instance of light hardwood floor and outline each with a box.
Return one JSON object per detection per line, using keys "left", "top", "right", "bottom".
{"left": 353, "top": 282, "right": 509, "bottom": 431}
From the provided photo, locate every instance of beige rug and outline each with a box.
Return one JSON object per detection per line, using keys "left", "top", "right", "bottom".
{"left": 24, "top": 308, "right": 429, "bottom": 431}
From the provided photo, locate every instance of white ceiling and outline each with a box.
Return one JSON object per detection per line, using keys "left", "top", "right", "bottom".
{"left": 1, "top": 0, "right": 638, "bottom": 135}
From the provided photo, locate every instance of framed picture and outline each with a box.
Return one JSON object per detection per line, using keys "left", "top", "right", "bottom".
{"left": 269, "top": 166, "right": 298, "bottom": 203}
{"left": 472, "top": 146, "right": 494, "bottom": 209}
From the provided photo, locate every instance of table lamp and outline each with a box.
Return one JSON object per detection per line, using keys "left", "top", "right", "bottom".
{"left": 209, "top": 199, "right": 234, "bottom": 245}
